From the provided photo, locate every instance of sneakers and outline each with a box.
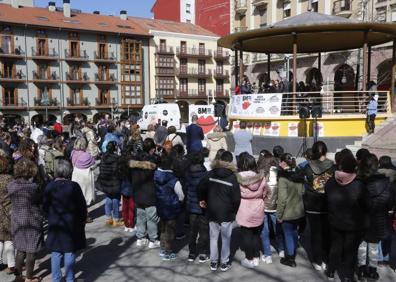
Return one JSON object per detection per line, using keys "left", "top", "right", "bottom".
{"left": 220, "top": 262, "right": 231, "bottom": 272}
{"left": 159, "top": 250, "right": 166, "bottom": 257}
{"left": 322, "top": 262, "right": 327, "bottom": 271}
{"left": 210, "top": 262, "right": 218, "bottom": 271}
{"left": 188, "top": 253, "right": 196, "bottom": 262}
{"left": 136, "top": 238, "right": 148, "bottom": 247}
{"left": 105, "top": 218, "right": 113, "bottom": 225}
{"left": 124, "top": 227, "right": 135, "bottom": 232}
{"left": 241, "top": 258, "right": 255, "bottom": 269}
{"left": 313, "top": 263, "right": 322, "bottom": 271}
{"left": 324, "top": 270, "right": 335, "bottom": 281}
{"left": 162, "top": 253, "right": 177, "bottom": 261}
{"left": 198, "top": 254, "right": 210, "bottom": 263}
{"left": 261, "top": 255, "right": 273, "bottom": 264}
{"left": 148, "top": 240, "right": 161, "bottom": 249}
{"left": 279, "top": 251, "right": 285, "bottom": 258}
{"left": 280, "top": 257, "right": 297, "bottom": 268}
{"left": 253, "top": 257, "right": 259, "bottom": 267}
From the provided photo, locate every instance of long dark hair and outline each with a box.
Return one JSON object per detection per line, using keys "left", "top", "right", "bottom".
{"left": 311, "top": 141, "right": 327, "bottom": 160}
{"left": 337, "top": 149, "right": 357, "bottom": 173}
{"left": 358, "top": 153, "right": 378, "bottom": 179}
{"left": 257, "top": 153, "right": 276, "bottom": 176}
{"left": 237, "top": 153, "right": 257, "bottom": 172}
{"left": 280, "top": 153, "right": 295, "bottom": 169}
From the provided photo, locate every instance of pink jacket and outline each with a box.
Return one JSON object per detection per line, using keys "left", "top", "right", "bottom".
{"left": 236, "top": 171, "right": 267, "bottom": 228}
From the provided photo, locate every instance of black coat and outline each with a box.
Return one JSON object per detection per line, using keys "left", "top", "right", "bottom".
{"left": 198, "top": 160, "right": 240, "bottom": 223}
{"left": 43, "top": 180, "right": 87, "bottom": 252}
{"left": 363, "top": 174, "right": 395, "bottom": 243}
{"left": 129, "top": 158, "right": 157, "bottom": 207}
{"left": 185, "top": 164, "right": 207, "bottom": 214}
{"left": 325, "top": 175, "right": 366, "bottom": 231}
{"left": 96, "top": 153, "right": 121, "bottom": 197}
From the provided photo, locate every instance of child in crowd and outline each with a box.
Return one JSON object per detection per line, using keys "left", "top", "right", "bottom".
{"left": 198, "top": 151, "right": 241, "bottom": 272}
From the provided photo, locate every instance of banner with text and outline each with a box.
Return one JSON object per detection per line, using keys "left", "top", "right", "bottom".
{"left": 189, "top": 105, "right": 217, "bottom": 135}
{"left": 229, "top": 93, "right": 283, "bottom": 118}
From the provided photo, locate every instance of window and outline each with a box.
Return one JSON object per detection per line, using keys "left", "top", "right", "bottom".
{"left": 160, "top": 39, "right": 166, "bottom": 52}
{"left": 3, "top": 87, "right": 17, "bottom": 105}
{"left": 198, "top": 60, "right": 206, "bottom": 74}
{"left": 98, "top": 65, "right": 109, "bottom": 80}
{"left": 216, "top": 62, "right": 224, "bottom": 74}
{"left": 98, "top": 89, "right": 109, "bottom": 105}
{"left": 70, "top": 88, "right": 82, "bottom": 105}
{"left": 180, "top": 58, "right": 187, "bottom": 73}
{"left": 310, "top": 0, "right": 318, "bottom": 12}
{"left": 199, "top": 43, "right": 205, "bottom": 55}
{"left": 98, "top": 43, "right": 106, "bottom": 59}
{"left": 180, "top": 41, "right": 187, "bottom": 53}
{"left": 158, "top": 56, "right": 174, "bottom": 68}
{"left": 37, "top": 87, "right": 52, "bottom": 105}
{"left": 259, "top": 8, "right": 267, "bottom": 27}
{"left": 198, "top": 79, "right": 206, "bottom": 93}
{"left": 2, "top": 62, "right": 15, "bottom": 78}
{"left": 283, "top": 1, "right": 291, "bottom": 18}
{"left": 1, "top": 27, "right": 13, "bottom": 54}
{"left": 70, "top": 41, "right": 79, "bottom": 57}
{"left": 376, "top": 8, "right": 387, "bottom": 22}
{"left": 179, "top": 78, "right": 188, "bottom": 92}
{"left": 392, "top": 6, "right": 396, "bottom": 22}
{"left": 157, "top": 77, "right": 174, "bottom": 90}
{"left": 186, "top": 3, "right": 191, "bottom": 14}
{"left": 216, "top": 79, "right": 224, "bottom": 93}
{"left": 36, "top": 64, "right": 49, "bottom": 79}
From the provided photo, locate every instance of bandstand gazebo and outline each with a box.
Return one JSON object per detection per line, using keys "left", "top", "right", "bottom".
{"left": 218, "top": 11, "right": 396, "bottom": 138}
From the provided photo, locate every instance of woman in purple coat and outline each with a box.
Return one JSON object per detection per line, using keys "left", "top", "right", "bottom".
{"left": 8, "top": 158, "right": 43, "bottom": 282}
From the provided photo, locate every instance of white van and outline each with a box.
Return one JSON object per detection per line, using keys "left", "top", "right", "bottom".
{"left": 138, "top": 103, "right": 181, "bottom": 131}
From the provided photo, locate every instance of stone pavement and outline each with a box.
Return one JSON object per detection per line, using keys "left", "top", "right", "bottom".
{"left": 1, "top": 196, "right": 396, "bottom": 282}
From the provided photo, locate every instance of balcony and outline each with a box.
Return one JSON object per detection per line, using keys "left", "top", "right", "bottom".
{"left": 156, "top": 89, "right": 175, "bottom": 98}
{"left": 0, "top": 71, "right": 25, "bottom": 85}
{"left": 176, "top": 47, "right": 212, "bottom": 59}
{"left": 235, "top": 1, "right": 248, "bottom": 15}
{"left": 31, "top": 47, "right": 58, "bottom": 61}
{"left": 0, "top": 99, "right": 28, "bottom": 110}
{"left": 64, "top": 50, "right": 89, "bottom": 63}
{"left": 65, "top": 72, "right": 90, "bottom": 85}
{"left": 95, "top": 97, "right": 113, "bottom": 108}
{"left": 0, "top": 47, "right": 24, "bottom": 60}
{"left": 66, "top": 97, "right": 90, "bottom": 108}
{"left": 32, "top": 71, "right": 59, "bottom": 84}
{"left": 252, "top": 0, "right": 269, "bottom": 7}
{"left": 93, "top": 51, "right": 116, "bottom": 64}
{"left": 94, "top": 73, "right": 117, "bottom": 86}
{"left": 176, "top": 68, "right": 212, "bottom": 79}
{"left": 33, "top": 97, "right": 60, "bottom": 108}
{"left": 177, "top": 89, "right": 212, "bottom": 98}
{"left": 214, "top": 69, "right": 230, "bottom": 80}
{"left": 215, "top": 89, "right": 230, "bottom": 97}
{"left": 156, "top": 67, "right": 175, "bottom": 76}
{"left": 234, "top": 26, "right": 248, "bottom": 33}
{"left": 155, "top": 46, "right": 174, "bottom": 55}
{"left": 214, "top": 49, "right": 230, "bottom": 62}
{"left": 333, "top": 0, "right": 352, "bottom": 18}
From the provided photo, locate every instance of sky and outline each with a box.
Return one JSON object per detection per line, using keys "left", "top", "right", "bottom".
{"left": 34, "top": 0, "right": 156, "bottom": 18}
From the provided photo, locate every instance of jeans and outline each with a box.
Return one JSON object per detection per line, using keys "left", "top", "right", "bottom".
{"left": 122, "top": 196, "right": 135, "bottom": 228}
{"left": 136, "top": 206, "right": 159, "bottom": 241}
{"left": 378, "top": 239, "right": 391, "bottom": 262}
{"left": 282, "top": 219, "right": 299, "bottom": 257}
{"left": 358, "top": 241, "right": 379, "bottom": 267}
{"left": 306, "top": 213, "right": 330, "bottom": 265}
{"left": 0, "top": 241, "right": 15, "bottom": 267}
{"left": 241, "top": 226, "right": 262, "bottom": 260}
{"left": 105, "top": 196, "right": 120, "bottom": 220}
{"left": 261, "top": 212, "right": 284, "bottom": 256}
{"left": 189, "top": 214, "right": 209, "bottom": 255}
{"left": 327, "top": 227, "right": 361, "bottom": 280}
{"left": 160, "top": 220, "right": 176, "bottom": 253}
{"left": 367, "top": 114, "right": 376, "bottom": 134}
{"left": 209, "top": 221, "right": 233, "bottom": 264}
{"left": 51, "top": 252, "right": 76, "bottom": 282}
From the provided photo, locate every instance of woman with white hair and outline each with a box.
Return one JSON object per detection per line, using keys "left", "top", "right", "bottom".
{"left": 71, "top": 137, "right": 96, "bottom": 222}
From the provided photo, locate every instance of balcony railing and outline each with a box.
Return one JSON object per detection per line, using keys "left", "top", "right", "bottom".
{"left": 235, "top": 0, "right": 248, "bottom": 14}
{"left": 33, "top": 97, "right": 59, "bottom": 107}
{"left": 65, "top": 72, "right": 90, "bottom": 82}
{"left": 94, "top": 73, "right": 116, "bottom": 85}
{"left": 0, "top": 46, "right": 24, "bottom": 59}
{"left": 95, "top": 97, "right": 112, "bottom": 106}
{"left": 176, "top": 47, "right": 212, "bottom": 58}
{"left": 156, "top": 68, "right": 175, "bottom": 76}
{"left": 67, "top": 97, "right": 90, "bottom": 107}
{"left": 178, "top": 89, "right": 213, "bottom": 98}
{"left": 32, "top": 71, "right": 58, "bottom": 82}
{"left": 234, "top": 26, "right": 248, "bottom": 33}
{"left": 155, "top": 46, "right": 174, "bottom": 55}
{"left": 31, "top": 47, "right": 58, "bottom": 59}
{"left": 215, "top": 89, "right": 230, "bottom": 97}
{"left": 93, "top": 51, "right": 116, "bottom": 63}
{"left": 214, "top": 49, "right": 230, "bottom": 61}
{"left": 252, "top": 0, "right": 269, "bottom": 6}
{"left": 333, "top": 0, "right": 352, "bottom": 17}
{"left": 176, "top": 68, "right": 212, "bottom": 78}
{"left": 0, "top": 71, "right": 25, "bottom": 83}
{"left": 65, "top": 50, "right": 89, "bottom": 61}
{"left": 214, "top": 69, "right": 230, "bottom": 79}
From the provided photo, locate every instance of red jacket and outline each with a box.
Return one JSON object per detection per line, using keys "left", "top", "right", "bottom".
{"left": 54, "top": 122, "right": 63, "bottom": 134}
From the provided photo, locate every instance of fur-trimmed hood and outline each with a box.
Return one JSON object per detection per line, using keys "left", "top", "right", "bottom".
{"left": 129, "top": 160, "right": 157, "bottom": 170}
{"left": 237, "top": 171, "right": 265, "bottom": 186}
{"left": 207, "top": 132, "right": 226, "bottom": 141}
{"left": 211, "top": 160, "right": 237, "bottom": 172}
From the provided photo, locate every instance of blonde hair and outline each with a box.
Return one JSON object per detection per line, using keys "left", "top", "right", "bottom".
{"left": 130, "top": 124, "right": 141, "bottom": 141}
{"left": 73, "top": 137, "right": 87, "bottom": 151}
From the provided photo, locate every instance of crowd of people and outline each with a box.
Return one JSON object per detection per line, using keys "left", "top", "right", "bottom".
{"left": 0, "top": 114, "right": 395, "bottom": 282}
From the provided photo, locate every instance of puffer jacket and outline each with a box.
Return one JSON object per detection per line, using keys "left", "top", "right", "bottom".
{"left": 236, "top": 171, "right": 267, "bottom": 228}
{"left": 303, "top": 159, "right": 335, "bottom": 213}
{"left": 363, "top": 174, "right": 395, "bottom": 243}
{"left": 277, "top": 168, "right": 305, "bottom": 221}
{"left": 154, "top": 169, "right": 180, "bottom": 220}
{"left": 263, "top": 166, "right": 278, "bottom": 212}
{"left": 198, "top": 160, "right": 241, "bottom": 223}
{"left": 129, "top": 156, "right": 157, "bottom": 207}
{"left": 185, "top": 164, "right": 207, "bottom": 214}
{"left": 96, "top": 153, "right": 120, "bottom": 197}
{"left": 206, "top": 132, "right": 228, "bottom": 161}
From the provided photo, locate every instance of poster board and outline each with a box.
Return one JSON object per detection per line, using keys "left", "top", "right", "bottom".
{"left": 229, "top": 93, "right": 283, "bottom": 119}
{"left": 189, "top": 105, "right": 217, "bottom": 135}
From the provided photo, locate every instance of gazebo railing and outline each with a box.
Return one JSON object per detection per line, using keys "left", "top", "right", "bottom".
{"left": 232, "top": 91, "right": 391, "bottom": 117}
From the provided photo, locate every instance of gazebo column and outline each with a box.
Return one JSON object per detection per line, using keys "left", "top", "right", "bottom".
{"left": 391, "top": 39, "right": 396, "bottom": 112}
{"left": 292, "top": 34, "right": 297, "bottom": 114}
{"left": 362, "top": 31, "right": 369, "bottom": 91}
{"left": 239, "top": 43, "right": 244, "bottom": 86}
{"left": 234, "top": 49, "right": 239, "bottom": 87}
{"left": 318, "top": 52, "right": 321, "bottom": 75}
{"left": 267, "top": 53, "right": 271, "bottom": 83}
{"left": 367, "top": 46, "right": 372, "bottom": 83}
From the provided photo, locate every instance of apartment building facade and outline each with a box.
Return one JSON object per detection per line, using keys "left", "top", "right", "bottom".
{"left": 232, "top": 0, "right": 395, "bottom": 92}
{"left": 0, "top": 1, "right": 230, "bottom": 124}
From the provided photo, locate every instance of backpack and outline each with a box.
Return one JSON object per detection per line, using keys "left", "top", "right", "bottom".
{"left": 163, "top": 135, "right": 177, "bottom": 154}
{"left": 44, "top": 149, "right": 56, "bottom": 178}
{"left": 311, "top": 168, "right": 333, "bottom": 194}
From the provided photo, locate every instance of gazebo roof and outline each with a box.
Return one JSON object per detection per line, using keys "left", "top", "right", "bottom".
{"left": 218, "top": 12, "right": 396, "bottom": 53}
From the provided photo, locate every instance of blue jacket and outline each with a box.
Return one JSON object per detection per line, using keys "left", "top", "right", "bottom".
{"left": 186, "top": 124, "right": 204, "bottom": 154}
{"left": 154, "top": 169, "right": 181, "bottom": 220}
{"left": 101, "top": 133, "right": 121, "bottom": 153}
{"left": 367, "top": 99, "right": 378, "bottom": 116}
{"left": 185, "top": 164, "right": 207, "bottom": 214}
